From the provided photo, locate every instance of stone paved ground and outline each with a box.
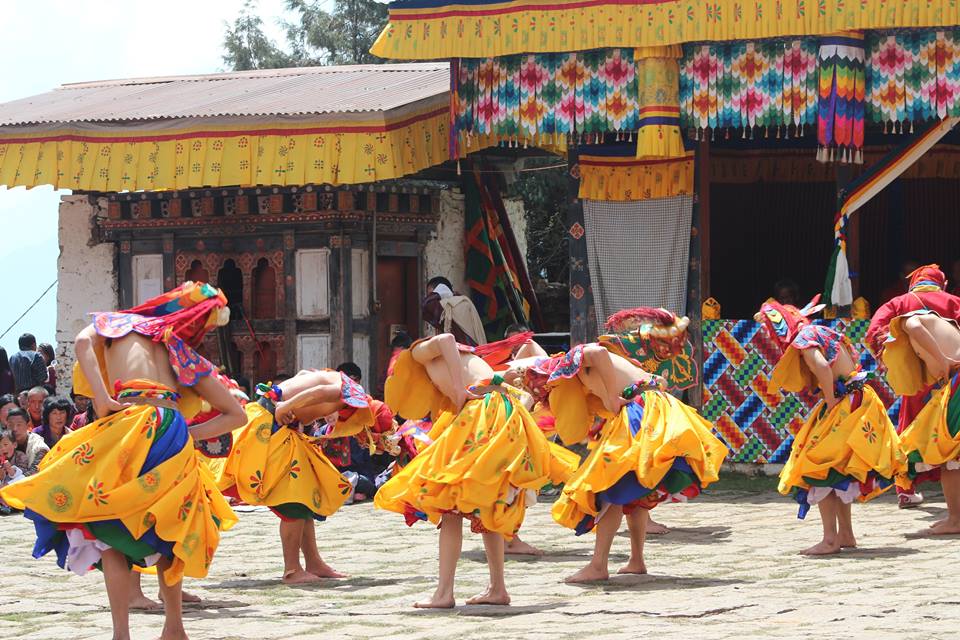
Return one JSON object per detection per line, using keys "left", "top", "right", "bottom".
{"left": 1, "top": 483, "right": 958, "bottom": 640}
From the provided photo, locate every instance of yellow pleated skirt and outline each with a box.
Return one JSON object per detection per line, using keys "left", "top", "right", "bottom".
{"left": 374, "top": 392, "right": 579, "bottom": 538}
{"left": 552, "top": 391, "right": 728, "bottom": 534}
{"left": 218, "top": 402, "right": 352, "bottom": 520}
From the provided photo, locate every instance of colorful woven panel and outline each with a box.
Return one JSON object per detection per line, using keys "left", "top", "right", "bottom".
{"left": 866, "top": 29, "right": 960, "bottom": 127}
{"left": 702, "top": 319, "right": 897, "bottom": 465}
{"left": 453, "top": 48, "right": 684, "bottom": 158}
{"left": 680, "top": 39, "right": 819, "bottom": 136}
{"left": 817, "top": 33, "right": 867, "bottom": 164}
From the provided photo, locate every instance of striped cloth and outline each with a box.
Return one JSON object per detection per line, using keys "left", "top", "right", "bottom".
{"left": 582, "top": 196, "right": 693, "bottom": 328}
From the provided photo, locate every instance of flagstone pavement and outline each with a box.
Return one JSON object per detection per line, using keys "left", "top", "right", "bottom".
{"left": 1, "top": 487, "right": 956, "bottom": 640}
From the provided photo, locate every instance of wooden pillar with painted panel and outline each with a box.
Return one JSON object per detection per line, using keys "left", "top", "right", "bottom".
{"left": 566, "top": 151, "right": 596, "bottom": 346}
{"left": 118, "top": 239, "right": 133, "bottom": 309}
{"left": 161, "top": 233, "right": 176, "bottom": 293}
{"left": 282, "top": 230, "right": 297, "bottom": 378}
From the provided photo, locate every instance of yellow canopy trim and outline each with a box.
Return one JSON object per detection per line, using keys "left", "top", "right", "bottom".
{"left": 371, "top": 0, "right": 959, "bottom": 59}
{"left": 0, "top": 104, "right": 452, "bottom": 191}
{"left": 578, "top": 150, "right": 694, "bottom": 201}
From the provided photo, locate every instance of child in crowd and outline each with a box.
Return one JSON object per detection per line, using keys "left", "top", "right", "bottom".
{"left": 0, "top": 430, "right": 25, "bottom": 514}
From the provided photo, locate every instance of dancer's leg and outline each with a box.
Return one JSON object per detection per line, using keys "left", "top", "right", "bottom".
{"left": 504, "top": 533, "right": 544, "bottom": 556}
{"left": 565, "top": 505, "right": 624, "bottom": 583}
{"left": 467, "top": 532, "right": 511, "bottom": 605}
{"left": 801, "top": 493, "right": 841, "bottom": 555}
{"left": 837, "top": 500, "right": 856, "bottom": 548}
{"left": 927, "top": 468, "right": 960, "bottom": 534}
{"left": 414, "top": 513, "right": 462, "bottom": 608}
{"left": 301, "top": 518, "right": 346, "bottom": 578}
{"left": 279, "top": 518, "right": 320, "bottom": 584}
{"left": 102, "top": 549, "right": 132, "bottom": 640}
{"left": 618, "top": 508, "right": 648, "bottom": 574}
{"left": 128, "top": 571, "right": 161, "bottom": 610}
{"left": 156, "top": 558, "right": 187, "bottom": 640}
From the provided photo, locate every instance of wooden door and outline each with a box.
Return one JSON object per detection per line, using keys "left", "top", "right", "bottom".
{"left": 375, "top": 257, "right": 420, "bottom": 392}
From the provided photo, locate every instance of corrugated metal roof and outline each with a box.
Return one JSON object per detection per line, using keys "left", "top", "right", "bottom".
{"left": 0, "top": 63, "right": 451, "bottom": 127}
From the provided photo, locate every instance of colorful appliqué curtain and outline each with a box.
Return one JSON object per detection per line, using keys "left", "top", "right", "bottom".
{"left": 817, "top": 33, "right": 866, "bottom": 164}
{"left": 452, "top": 48, "right": 683, "bottom": 159}
{"left": 866, "top": 29, "right": 960, "bottom": 127}
{"left": 679, "top": 39, "right": 819, "bottom": 135}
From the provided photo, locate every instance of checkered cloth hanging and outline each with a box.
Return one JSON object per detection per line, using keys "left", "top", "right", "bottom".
{"left": 582, "top": 195, "right": 693, "bottom": 328}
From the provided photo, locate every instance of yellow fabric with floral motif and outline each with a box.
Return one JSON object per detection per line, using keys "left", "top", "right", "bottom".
{"left": 552, "top": 390, "right": 727, "bottom": 530}
{"left": 0, "top": 386, "right": 237, "bottom": 586}
{"left": 578, "top": 152, "right": 694, "bottom": 201}
{"left": 778, "top": 386, "right": 906, "bottom": 497}
{"left": 374, "top": 389, "right": 579, "bottom": 538}
{"left": 898, "top": 374, "right": 960, "bottom": 470}
{"left": 217, "top": 402, "right": 351, "bottom": 518}
{"left": 372, "top": 0, "right": 959, "bottom": 59}
{"left": 385, "top": 342, "right": 455, "bottom": 420}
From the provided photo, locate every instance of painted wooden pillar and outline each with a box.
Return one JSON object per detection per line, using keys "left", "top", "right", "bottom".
{"left": 687, "top": 140, "right": 709, "bottom": 408}
{"left": 161, "top": 234, "right": 175, "bottom": 292}
{"left": 282, "top": 230, "right": 297, "bottom": 376}
{"left": 118, "top": 239, "right": 133, "bottom": 309}
{"left": 566, "top": 150, "right": 596, "bottom": 346}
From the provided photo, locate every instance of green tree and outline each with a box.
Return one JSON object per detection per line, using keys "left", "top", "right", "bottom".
{"left": 222, "top": 0, "right": 388, "bottom": 71}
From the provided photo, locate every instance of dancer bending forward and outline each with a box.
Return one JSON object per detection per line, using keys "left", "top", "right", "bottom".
{"left": 218, "top": 368, "right": 375, "bottom": 584}
{"left": 0, "top": 283, "right": 246, "bottom": 640}
{"left": 374, "top": 333, "right": 578, "bottom": 608}
{"left": 519, "top": 308, "right": 727, "bottom": 583}
{"left": 758, "top": 297, "right": 905, "bottom": 555}
{"left": 875, "top": 283, "right": 960, "bottom": 535}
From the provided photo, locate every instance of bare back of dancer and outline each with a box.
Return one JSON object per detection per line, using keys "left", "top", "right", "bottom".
{"left": 903, "top": 315, "right": 960, "bottom": 380}
{"left": 412, "top": 334, "right": 494, "bottom": 410}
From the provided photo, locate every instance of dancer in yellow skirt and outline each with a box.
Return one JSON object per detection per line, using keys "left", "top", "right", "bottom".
{"left": 757, "top": 297, "right": 905, "bottom": 555}
{"left": 374, "top": 333, "right": 578, "bottom": 608}
{"left": 217, "top": 368, "right": 374, "bottom": 584}
{"left": 873, "top": 279, "right": 960, "bottom": 535}
{"left": 0, "top": 282, "right": 246, "bottom": 640}
{"left": 512, "top": 308, "right": 727, "bottom": 583}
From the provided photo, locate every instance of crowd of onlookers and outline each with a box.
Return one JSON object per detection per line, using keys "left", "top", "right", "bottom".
{"left": 0, "top": 333, "right": 91, "bottom": 512}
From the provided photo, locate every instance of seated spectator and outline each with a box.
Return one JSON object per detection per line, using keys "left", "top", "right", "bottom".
{"left": 0, "top": 394, "right": 17, "bottom": 428}
{"left": 38, "top": 343, "right": 57, "bottom": 395}
{"left": 0, "top": 429, "right": 26, "bottom": 514}
{"left": 16, "top": 390, "right": 27, "bottom": 411}
{"left": 773, "top": 279, "right": 800, "bottom": 306}
{"left": 0, "top": 348, "right": 14, "bottom": 396}
{"left": 6, "top": 408, "right": 48, "bottom": 475}
{"left": 9, "top": 333, "right": 47, "bottom": 394}
{"left": 25, "top": 386, "right": 49, "bottom": 428}
{"left": 69, "top": 392, "right": 94, "bottom": 430}
{"left": 335, "top": 361, "right": 363, "bottom": 384}
{"left": 34, "top": 396, "right": 74, "bottom": 448}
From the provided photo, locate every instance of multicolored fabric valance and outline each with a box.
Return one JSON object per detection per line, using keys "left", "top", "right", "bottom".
{"left": 0, "top": 101, "right": 455, "bottom": 190}
{"left": 817, "top": 33, "right": 866, "bottom": 163}
{"left": 578, "top": 150, "right": 694, "bottom": 201}
{"left": 452, "top": 48, "right": 683, "bottom": 159}
{"left": 371, "top": 0, "right": 960, "bottom": 59}
{"left": 867, "top": 29, "right": 960, "bottom": 126}
{"left": 679, "top": 39, "right": 819, "bottom": 135}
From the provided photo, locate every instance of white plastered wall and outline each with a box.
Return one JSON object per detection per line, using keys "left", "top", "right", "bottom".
{"left": 55, "top": 195, "right": 117, "bottom": 389}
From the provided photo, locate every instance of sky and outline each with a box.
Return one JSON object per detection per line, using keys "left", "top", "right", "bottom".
{"left": 0, "top": 0, "right": 294, "bottom": 355}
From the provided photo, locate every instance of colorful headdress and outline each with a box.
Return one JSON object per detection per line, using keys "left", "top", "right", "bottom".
{"left": 123, "top": 282, "right": 229, "bottom": 347}
{"left": 604, "top": 307, "right": 691, "bottom": 360}
{"left": 474, "top": 331, "right": 535, "bottom": 368}
{"left": 756, "top": 295, "right": 825, "bottom": 352}
{"left": 907, "top": 264, "right": 946, "bottom": 291}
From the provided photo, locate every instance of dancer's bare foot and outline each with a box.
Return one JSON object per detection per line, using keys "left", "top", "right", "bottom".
{"left": 838, "top": 534, "right": 857, "bottom": 549}
{"left": 564, "top": 564, "right": 609, "bottom": 583}
{"left": 646, "top": 519, "right": 670, "bottom": 535}
{"left": 130, "top": 593, "right": 162, "bottom": 610}
{"left": 909, "top": 519, "right": 960, "bottom": 537}
{"left": 158, "top": 590, "right": 201, "bottom": 604}
{"left": 505, "top": 538, "right": 544, "bottom": 556}
{"left": 305, "top": 561, "right": 347, "bottom": 578}
{"left": 282, "top": 569, "right": 323, "bottom": 585}
{"left": 800, "top": 540, "right": 841, "bottom": 556}
{"left": 617, "top": 559, "right": 647, "bottom": 575}
{"left": 413, "top": 592, "right": 456, "bottom": 609}
{"left": 465, "top": 585, "right": 511, "bottom": 605}
{"left": 159, "top": 625, "right": 189, "bottom": 640}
